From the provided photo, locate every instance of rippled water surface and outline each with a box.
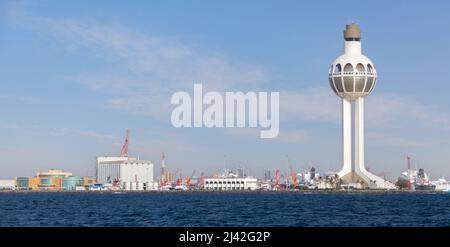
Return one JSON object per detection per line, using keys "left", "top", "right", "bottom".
{"left": 0, "top": 192, "right": 449, "bottom": 226}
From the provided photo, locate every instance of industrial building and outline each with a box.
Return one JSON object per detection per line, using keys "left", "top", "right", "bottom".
{"left": 296, "top": 167, "right": 321, "bottom": 187}
{"left": 204, "top": 177, "right": 258, "bottom": 191}
{"left": 0, "top": 180, "right": 15, "bottom": 190}
{"left": 96, "top": 156, "right": 156, "bottom": 190}
{"left": 264, "top": 170, "right": 272, "bottom": 182}
{"left": 14, "top": 169, "right": 95, "bottom": 191}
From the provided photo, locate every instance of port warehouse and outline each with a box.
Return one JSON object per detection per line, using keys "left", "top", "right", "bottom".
{"left": 96, "top": 156, "right": 157, "bottom": 191}
{"left": 5, "top": 156, "right": 157, "bottom": 191}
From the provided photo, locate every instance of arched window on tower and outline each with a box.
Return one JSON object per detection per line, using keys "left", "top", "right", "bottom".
{"left": 329, "top": 77, "right": 338, "bottom": 94}
{"left": 334, "top": 64, "right": 342, "bottom": 74}
{"left": 343, "top": 63, "right": 353, "bottom": 74}
{"left": 365, "top": 77, "right": 375, "bottom": 93}
{"left": 343, "top": 63, "right": 354, "bottom": 92}
{"left": 356, "top": 63, "right": 365, "bottom": 74}
{"left": 355, "top": 63, "right": 366, "bottom": 92}
{"left": 367, "top": 64, "right": 374, "bottom": 74}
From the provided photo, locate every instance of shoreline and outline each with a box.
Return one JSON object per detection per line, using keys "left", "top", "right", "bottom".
{"left": 0, "top": 189, "right": 446, "bottom": 194}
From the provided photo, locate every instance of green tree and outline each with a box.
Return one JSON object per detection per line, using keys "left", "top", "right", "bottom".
{"left": 396, "top": 178, "right": 409, "bottom": 189}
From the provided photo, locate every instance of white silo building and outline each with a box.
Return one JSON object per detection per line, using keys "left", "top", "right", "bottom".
{"left": 96, "top": 156, "right": 156, "bottom": 191}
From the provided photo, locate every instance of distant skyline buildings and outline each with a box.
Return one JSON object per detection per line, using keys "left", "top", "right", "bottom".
{"left": 2, "top": 1, "right": 450, "bottom": 180}
{"left": 264, "top": 170, "right": 272, "bottom": 182}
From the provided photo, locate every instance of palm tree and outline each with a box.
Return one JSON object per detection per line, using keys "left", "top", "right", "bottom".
{"left": 329, "top": 176, "right": 335, "bottom": 189}
{"left": 359, "top": 180, "right": 365, "bottom": 189}
{"left": 333, "top": 174, "right": 340, "bottom": 189}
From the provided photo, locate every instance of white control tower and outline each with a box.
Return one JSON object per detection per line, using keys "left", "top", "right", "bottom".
{"left": 328, "top": 23, "right": 395, "bottom": 189}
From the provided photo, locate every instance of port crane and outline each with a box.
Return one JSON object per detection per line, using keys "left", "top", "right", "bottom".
{"left": 287, "top": 158, "right": 297, "bottom": 190}
{"left": 274, "top": 169, "right": 280, "bottom": 190}
{"left": 185, "top": 170, "right": 196, "bottom": 188}
{"left": 174, "top": 169, "right": 182, "bottom": 187}
{"left": 200, "top": 172, "right": 205, "bottom": 189}
{"left": 120, "top": 129, "right": 130, "bottom": 157}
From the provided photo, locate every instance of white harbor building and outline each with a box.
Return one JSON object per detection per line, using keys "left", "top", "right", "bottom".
{"left": 96, "top": 156, "right": 157, "bottom": 191}
{"left": 204, "top": 177, "right": 258, "bottom": 191}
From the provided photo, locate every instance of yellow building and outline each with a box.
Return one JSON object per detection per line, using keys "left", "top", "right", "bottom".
{"left": 83, "top": 177, "right": 96, "bottom": 187}
{"left": 162, "top": 171, "right": 173, "bottom": 184}
{"left": 37, "top": 169, "right": 72, "bottom": 178}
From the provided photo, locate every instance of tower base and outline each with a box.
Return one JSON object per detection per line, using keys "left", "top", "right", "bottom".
{"left": 340, "top": 172, "right": 369, "bottom": 187}
{"left": 338, "top": 170, "right": 396, "bottom": 189}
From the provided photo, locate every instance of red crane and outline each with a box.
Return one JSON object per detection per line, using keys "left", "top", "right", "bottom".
{"left": 120, "top": 129, "right": 130, "bottom": 157}
{"left": 288, "top": 159, "right": 297, "bottom": 190}
{"left": 185, "top": 170, "right": 196, "bottom": 187}
{"left": 274, "top": 169, "right": 280, "bottom": 190}
{"left": 174, "top": 169, "right": 181, "bottom": 187}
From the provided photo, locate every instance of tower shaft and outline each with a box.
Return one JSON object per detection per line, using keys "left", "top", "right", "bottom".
{"left": 338, "top": 98, "right": 352, "bottom": 178}
{"left": 355, "top": 97, "right": 364, "bottom": 174}
{"left": 339, "top": 97, "right": 376, "bottom": 186}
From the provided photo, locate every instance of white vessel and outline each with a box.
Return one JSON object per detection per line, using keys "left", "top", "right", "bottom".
{"left": 432, "top": 178, "right": 450, "bottom": 192}
{"left": 174, "top": 184, "right": 187, "bottom": 191}
{"left": 160, "top": 184, "right": 173, "bottom": 191}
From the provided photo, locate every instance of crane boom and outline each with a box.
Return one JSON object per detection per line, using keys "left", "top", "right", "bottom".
{"left": 288, "top": 159, "right": 297, "bottom": 190}
{"left": 274, "top": 169, "right": 280, "bottom": 190}
{"left": 185, "top": 170, "right": 196, "bottom": 187}
{"left": 120, "top": 129, "right": 130, "bottom": 157}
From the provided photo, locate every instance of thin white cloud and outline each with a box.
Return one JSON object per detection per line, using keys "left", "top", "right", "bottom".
{"left": 226, "top": 128, "right": 311, "bottom": 143}
{"left": 16, "top": 96, "right": 43, "bottom": 104}
{"left": 106, "top": 95, "right": 172, "bottom": 120}
{"left": 132, "top": 138, "right": 203, "bottom": 155}
{"left": 5, "top": 4, "right": 268, "bottom": 120}
{"left": 0, "top": 122, "right": 20, "bottom": 129}
{"left": 366, "top": 132, "right": 434, "bottom": 147}
{"left": 49, "top": 128, "right": 121, "bottom": 144}
{"left": 47, "top": 127, "right": 202, "bottom": 156}
{"left": 6, "top": 2, "right": 450, "bottom": 150}
{"left": 0, "top": 94, "right": 43, "bottom": 104}
{"left": 364, "top": 94, "right": 450, "bottom": 129}
{"left": 274, "top": 130, "right": 312, "bottom": 143}
{"left": 280, "top": 88, "right": 340, "bottom": 123}
{"left": 280, "top": 86, "right": 450, "bottom": 130}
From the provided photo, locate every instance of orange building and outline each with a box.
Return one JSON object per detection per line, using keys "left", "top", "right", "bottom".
{"left": 84, "top": 177, "right": 96, "bottom": 187}
{"left": 15, "top": 169, "right": 96, "bottom": 191}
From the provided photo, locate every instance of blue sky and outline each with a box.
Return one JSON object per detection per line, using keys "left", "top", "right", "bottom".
{"left": 1, "top": 0, "right": 450, "bottom": 180}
